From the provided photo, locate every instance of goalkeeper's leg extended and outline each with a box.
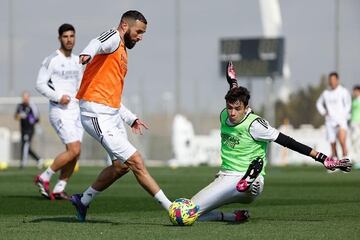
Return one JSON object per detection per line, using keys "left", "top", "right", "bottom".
{"left": 191, "top": 172, "right": 264, "bottom": 222}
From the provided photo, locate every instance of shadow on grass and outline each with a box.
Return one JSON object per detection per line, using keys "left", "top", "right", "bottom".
{"left": 29, "top": 217, "right": 113, "bottom": 224}
{"left": 29, "top": 217, "right": 165, "bottom": 226}
{"left": 2, "top": 195, "right": 45, "bottom": 200}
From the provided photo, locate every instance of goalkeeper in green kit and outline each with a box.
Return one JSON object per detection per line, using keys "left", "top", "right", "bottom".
{"left": 190, "top": 62, "right": 352, "bottom": 223}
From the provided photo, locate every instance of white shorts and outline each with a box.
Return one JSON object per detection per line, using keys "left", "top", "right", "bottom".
{"left": 191, "top": 171, "right": 264, "bottom": 215}
{"left": 326, "top": 120, "right": 348, "bottom": 143}
{"left": 80, "top": 113, "right": 136, "bottom": 163}
{"left": 49, "top": 107, "right": 83, "bottom": 144}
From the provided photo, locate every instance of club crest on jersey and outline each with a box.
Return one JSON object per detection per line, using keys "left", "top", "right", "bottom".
{"left": 221, "top": 133, "right": 240, "bottom": 148}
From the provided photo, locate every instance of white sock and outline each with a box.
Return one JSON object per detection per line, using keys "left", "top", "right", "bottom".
{"left": 154, "top": 189, "right": 172, "bottom": 210}
{"left": 39, "top": 167, "right": 55, "bottom": 182}
{"left": 80, "top": 186, "right": 99, "bottom": 206}
{"left": 53, "top": 180, "right": 67, "bottom": 193}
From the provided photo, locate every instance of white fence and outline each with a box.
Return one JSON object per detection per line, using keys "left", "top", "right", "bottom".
{"left": 169, "top": 115, "right": 353, "bottom": 167}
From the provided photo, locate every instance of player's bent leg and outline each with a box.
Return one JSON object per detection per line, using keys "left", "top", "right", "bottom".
{"left": 192, "top": 173, "right": 263, "bottom": 222}
{"left": 125, "top": 152, "right": 160, "bottom": 195}
{"left": 92, "top": 160, "right": 130, "bottom": 191}
{"left": 70, "top": 161, "right": 129, "bottom": 222}
{"left": 50, "top": 141, "right": 81, "bottom": 172}
{"left": 125, "top": 152, "right": 172, "bottom": 210}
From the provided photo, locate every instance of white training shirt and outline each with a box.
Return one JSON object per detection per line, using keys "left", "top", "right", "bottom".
{"left": 36, "top": 49, "right": 83, "bottom": 110}
{"left": 80, "top": 28, "right": 120, "bottom": 61}
{"left": 316, "top": 85, "right": 352, "bottom": 125}
{"left": 227, "top": 108, "right": 280, "bottom": 142}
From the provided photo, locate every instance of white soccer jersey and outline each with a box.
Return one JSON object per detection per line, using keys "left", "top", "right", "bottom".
{"left": 316, "top": 85, "right": 352, "bottom": 126}
{"left": 226, "top": 109, "right": 280, "bottom": 142}
{"left": 36, "top": 49, "right": 83, "bottom": 110}
{"left": 81, "top": 28, "right": 120, "bottom": 61}
{"left": 249, "top": 117, "right": 280, "bottom": 142}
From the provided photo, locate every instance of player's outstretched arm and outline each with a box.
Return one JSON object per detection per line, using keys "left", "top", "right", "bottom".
{"left": 275, "top": 132, "right": 352, "bottom": 172}
{"left": 311, "top": 151, "right": 352, "bottom": 172}
{"left": 226, "top": 61, "right": 238, "bottom": 89}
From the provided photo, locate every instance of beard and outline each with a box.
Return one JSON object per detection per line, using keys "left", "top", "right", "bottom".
{"left": 61, "top": 41, "right": 73, "bottom": 51}
{"left": 124, "top": 31, "right": 136, "bottom": 49}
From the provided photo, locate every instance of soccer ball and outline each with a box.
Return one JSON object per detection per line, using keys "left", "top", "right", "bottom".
{"left": 168, "top": 198, "right": 200, "bottom": 226}
{"left": 42, "top": 159, "right": 79, "bottom": 173}
{"left": 73, "top": 162, "right": 80, "bottom": 173}
{"left": 0, "top": 161, "right": 8, "bottom": 171}
{"left": 42, "top": 159, "right": 54, "bottom": 168}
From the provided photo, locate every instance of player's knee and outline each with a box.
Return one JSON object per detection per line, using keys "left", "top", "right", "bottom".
{"left": 131, "top": 160, "right": 146, "bottom": 175}
{"left": 69, "top": 148, "right": 81, "bottom": 159}
{"left": 67, "top": 144, "right": 81, "bottom": 158}
{"left": 113, "top": 160, "right": 130, "bottom": 175}
{"left": 126, "top": 153, "right": 146, "bottom": 175}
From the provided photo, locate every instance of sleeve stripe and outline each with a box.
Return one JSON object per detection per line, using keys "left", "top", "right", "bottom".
{"left": 98, "top": 29, "right": 116, "bottom": 43}
{"left": 99, "top": 32, "right": 116, "bottom": 43}
{"left": 47, "top": 79, "right": 55, "bottom": 91}
{"left": 256, "top": 118, "right": 268, "bottom": 129}
{"left": 98, "top": 31, "right": 112, "bottom": 41}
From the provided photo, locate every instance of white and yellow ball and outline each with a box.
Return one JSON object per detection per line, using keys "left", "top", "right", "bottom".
{"left": 168, "top": 198, "right": 199, "bottom": 226}
{"left": 42, "top": 159, "right": 54, "bottom": 168}
{"left": 73, "top": 162, "right": 80, "bottom": 173}
{"left": 0, "top": 161, "right": 9, "bottom": 171}
{"left": 42, "top": 159, "right": 79, "bottom": 173}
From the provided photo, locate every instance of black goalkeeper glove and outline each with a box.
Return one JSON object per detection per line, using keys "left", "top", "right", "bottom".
{"left": 226, "top": 61, "right": 238, "bottom": 89}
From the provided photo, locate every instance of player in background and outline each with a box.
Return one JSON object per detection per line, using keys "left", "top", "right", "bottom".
{"left": 316, "top": 72, "right": 351, "bottom": 160}
{"left": 70, "top": 10, "right": 172, "bottom": 222}
{"left": 350, "top": 85, "right": 360, "bottom": 169}
{"left": 190, "top": 62, "right": 352, "bottom": 223}
{"left": 35, "top": 24, "right": 83, "bottom": 200}
{"left": 15, "top": 91, "right": 42, "bottom": 169}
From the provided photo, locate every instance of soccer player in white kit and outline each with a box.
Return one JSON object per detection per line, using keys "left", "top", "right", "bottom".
{"left": 316, "top": 72, "right": 351, "bottom": 159}
{"left": 190, "top": 63, "right": 352, "bottom": 223}
{"left": 35, "top": 24, "right": 83, "bottom": 200}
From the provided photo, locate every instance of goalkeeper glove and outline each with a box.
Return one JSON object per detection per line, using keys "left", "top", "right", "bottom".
{"left": 226, "top": 61, "right": 238, "bottom": 89}
{"left": 314, "top": 152, "right": 352, "bottom": 172}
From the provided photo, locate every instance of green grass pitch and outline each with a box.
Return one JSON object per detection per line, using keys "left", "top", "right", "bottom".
{"left": 0, "top": 166, "right": 359, "bottom": 239}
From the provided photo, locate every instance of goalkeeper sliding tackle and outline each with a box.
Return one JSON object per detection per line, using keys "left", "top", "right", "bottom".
{"left": 187, "top": 61, "right": 352, "bottom": 223}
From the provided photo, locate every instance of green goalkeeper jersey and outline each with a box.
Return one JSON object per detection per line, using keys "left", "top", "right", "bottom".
{"left": 352, "top": 97, "right": 360, "bottom": 123}
{"left": 220, "top": 109, "right": 267, "bottom": 175}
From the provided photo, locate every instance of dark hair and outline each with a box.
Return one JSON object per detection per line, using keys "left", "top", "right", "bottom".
{"left": 353, "top": 85, "right": 360, "bottom": 91}
{"left": 329, "top": 71, "right": 339, "bottom": 79}
{"left": 225, "top": 86, "right": 250, "bottom": 107}
{"left": 121, "top": 10, "right": 147, "bottom": 24}
{"left": 58, "top": 23, "right": 75, "bottom": 36}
